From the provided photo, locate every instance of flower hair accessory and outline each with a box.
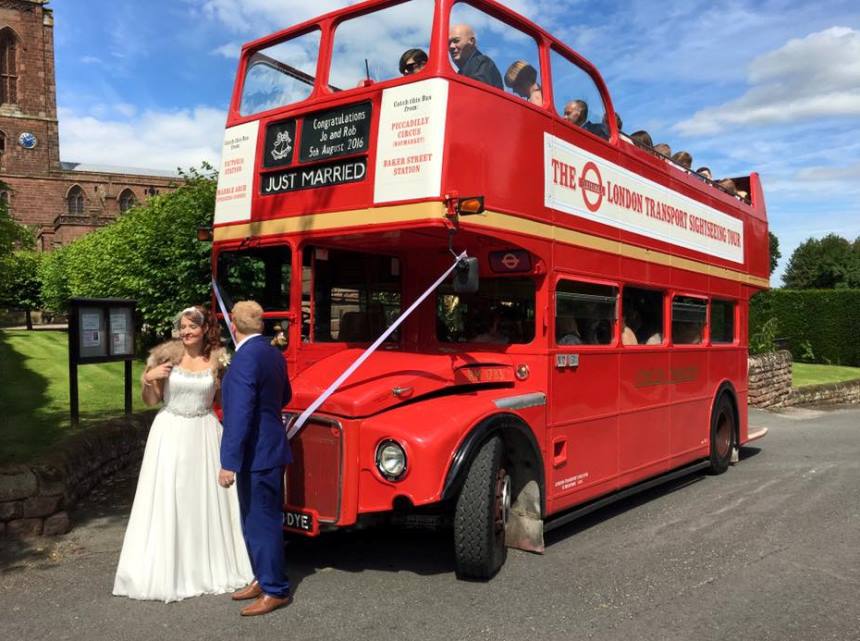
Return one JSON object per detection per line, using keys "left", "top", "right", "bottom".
{"left": 174, "top": 306, "right": 205, "bottom": 330}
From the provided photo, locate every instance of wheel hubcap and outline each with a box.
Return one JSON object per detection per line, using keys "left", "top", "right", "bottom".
{"left": 716, "top": 411, "right": 731, "bottom": 458}
{"left": 494, "top": 469, "right": 511, "bottom": 534}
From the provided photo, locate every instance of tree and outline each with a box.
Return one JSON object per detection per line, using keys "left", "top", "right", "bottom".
{"left": 768, "top": 231, "right": 781, "bottom": 276}
{"left": 782, "top": 234, "right": 860, "bottom": 289}
{"left": 0, "top": 250, "right": 42, "bottom": 329}
{"left": 36, "top": 166, "right": 215, "bottom": 340}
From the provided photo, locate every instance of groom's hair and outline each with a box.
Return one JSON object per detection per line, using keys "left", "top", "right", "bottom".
{"left": 232, "top": 300, "right": 264, "bottom": 334}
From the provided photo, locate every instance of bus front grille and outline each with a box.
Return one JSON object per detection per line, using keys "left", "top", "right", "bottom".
{"left": 285, "top": 418, "right": 343, "bottom": 523}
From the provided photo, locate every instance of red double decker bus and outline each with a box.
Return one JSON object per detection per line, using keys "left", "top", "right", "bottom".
{"left": 212, "top": 0, "right": 769, "bottom": 579}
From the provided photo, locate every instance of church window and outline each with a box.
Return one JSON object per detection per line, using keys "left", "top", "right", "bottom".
{"left": 68, "top": 186, "right": 85, "bottom": 215}
{"left": 0, "top": 28, "right": 18, "bottom": 105}
{"left": 0, "top": 130, "right": 6, "bottom": 153}
{"left": 119, "top": 189, "right": 137, "bottom": 213}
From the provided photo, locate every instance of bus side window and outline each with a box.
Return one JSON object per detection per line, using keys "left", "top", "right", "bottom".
{"left": 555, "top": 280, "right": 617, "bottom": 346}
{"left": 710, "top": 299, "right": 735, "bottom": 343}
{"left": 550, "top": 48, "right": 608, "bottom": 138}
{"left": 449, "top": 2, "right": 542, "bottom": 101}
{"left": 672, "top": 296, "right": 707, "bottom": 345}
{"left": 622, "top": 287, "right": 664, "bottom": 346}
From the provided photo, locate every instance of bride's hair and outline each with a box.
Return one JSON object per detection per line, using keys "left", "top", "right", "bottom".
{"left": 175, "top": 305, "right": 221, "bottom": 358}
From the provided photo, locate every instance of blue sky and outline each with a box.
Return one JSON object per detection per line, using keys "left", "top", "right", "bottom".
{"left": 52, "top": 0, "right": 860, "bottom": 285}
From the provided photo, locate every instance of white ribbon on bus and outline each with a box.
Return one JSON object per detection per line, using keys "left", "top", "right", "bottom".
{"left": 211, "top": 277, "right": 237, "bottom": 348}
{"left": 286, "top": 250, "right": 467, "bottom": 441}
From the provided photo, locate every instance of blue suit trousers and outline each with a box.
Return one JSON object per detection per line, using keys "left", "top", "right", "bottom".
{"left": 237, "top": 467, "right": 289, "bottom": 598}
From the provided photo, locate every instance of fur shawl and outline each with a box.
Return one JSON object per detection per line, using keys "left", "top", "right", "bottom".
{"left": 143, "top": 339, "right": 228, "bottom": 387}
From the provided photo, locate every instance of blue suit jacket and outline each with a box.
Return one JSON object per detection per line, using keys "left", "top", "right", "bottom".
{"left": 458, "top": 49, "right": 503, "bottom": 90}
{"left": 220, "top": 335, "right": 292, "bottom": 472}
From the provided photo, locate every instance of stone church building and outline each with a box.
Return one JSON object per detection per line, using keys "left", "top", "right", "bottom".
{"left": 0, "top": 0, "right": 180, "bottom": 250}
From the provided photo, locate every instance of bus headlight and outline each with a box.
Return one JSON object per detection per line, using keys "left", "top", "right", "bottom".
{"left": 376, "top": 440, "right": 407, "bottom": 481}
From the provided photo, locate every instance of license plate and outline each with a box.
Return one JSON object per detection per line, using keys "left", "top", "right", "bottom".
{"left": 284, "top": 508, "right": 318, "bottom": 536}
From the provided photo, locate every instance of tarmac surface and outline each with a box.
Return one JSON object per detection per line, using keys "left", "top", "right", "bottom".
{"left": 1, "top": 406, "right": 859, "bottom": 641}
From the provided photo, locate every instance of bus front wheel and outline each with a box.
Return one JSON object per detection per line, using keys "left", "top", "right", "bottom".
{"left": 709, "top": 394, "right": 735, "bottom": 474}
{"left": 454, "top": 436, "right": 510, "bottom": 580}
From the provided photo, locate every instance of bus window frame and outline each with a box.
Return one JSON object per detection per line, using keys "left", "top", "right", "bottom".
{"left": 620, "top": 284, "right": 666, "bottom": 349}
{"left": 670, "top": 292, "right": 709, "bottom": 348}
{"left": 301, "top": 242, "right": 405, "bottom": 346}
{"left": 552, "top": 272, "right": 619, "bottom": 349}
{"left": 709, "top": 297, "right": 739, "bottom": 347}
{"left": 233, "top": 25, "right": 326, "bottom": 122}
{"left": 327, "top": 0, "right": 438, "bottom": 91}
{"left": 445, "top": 0, "right": 551, "bottom": 112}
{"left": 436, "top": 273, "right": 538, "bottom": 348}
{"left": 548, "top": 43, "right": 619, "bottom": 146}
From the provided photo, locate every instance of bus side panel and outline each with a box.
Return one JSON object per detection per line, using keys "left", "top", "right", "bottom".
{"left": 668, "top": 349, "right": 711, "bottom": 467}
{"left": 548, "top": 350, "right": 620, "bottom": 514}
{"left": 618, "top": 350, "right": 671, "bottom": 487}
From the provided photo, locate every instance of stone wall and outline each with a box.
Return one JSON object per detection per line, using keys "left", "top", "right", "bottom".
{"left": 0, "top": 412, "right": 153, "bottom": 539}
{"left": 748, "top": 350, "right": 793, "bottom": 408}
{"left": 789, "top": 379, "right": 860, "bottom": 407}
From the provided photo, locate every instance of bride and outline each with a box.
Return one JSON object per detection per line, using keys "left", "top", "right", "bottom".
{"left": 113, "top": 305, "right": 253, "bottom": 602}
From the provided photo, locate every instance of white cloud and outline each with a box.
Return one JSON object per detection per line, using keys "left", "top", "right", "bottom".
{"left": 57, "top": 106, "right": 227, "bottom": 172}
{"left": 212, "top": 41, "right": 242, "bottom": 59}
{"left": 675, "top": 27, "right": 860, "bottom": 136}
{"left": 191, "top": 0, "right": 353, "bottom": 34}
{"left": 794, "top": 162, "right": 860, "bottom": 183}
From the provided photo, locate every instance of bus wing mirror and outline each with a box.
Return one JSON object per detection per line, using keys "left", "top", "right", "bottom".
{"left": 453, "top": 257, "right": 479, "bottom": 294}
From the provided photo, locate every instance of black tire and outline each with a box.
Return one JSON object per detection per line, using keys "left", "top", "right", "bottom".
{"left": 454, "top": 436, "right": 510, "bottom": 580}
{"left": 709, "top": 394, "right": 735, "bottom": 474}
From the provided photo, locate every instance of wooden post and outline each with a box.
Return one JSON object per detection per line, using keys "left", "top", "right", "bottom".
{"left": 124, "top": 359, "right": 133, "bottom": 416}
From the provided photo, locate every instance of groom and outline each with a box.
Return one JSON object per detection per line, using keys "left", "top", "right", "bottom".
{"left": 219, "top": 300, "right": 292, "bottom": 616}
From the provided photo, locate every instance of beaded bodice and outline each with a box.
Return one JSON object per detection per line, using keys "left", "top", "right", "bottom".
{"left": 163, "top": 367, "right": 215, "bottom": 418}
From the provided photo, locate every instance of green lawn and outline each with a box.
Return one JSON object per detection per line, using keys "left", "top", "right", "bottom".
{"left": 0, "top": 329, "right": 147, "bottom": 464}
{"left": 793, "top": 362, "right": 860, "bottom": 388}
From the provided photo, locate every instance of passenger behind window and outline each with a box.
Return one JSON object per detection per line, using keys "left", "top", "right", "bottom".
{"left": 580, "top": 302, "right": 612, "bottom": 344}
{"left": 563, "top": 99, "right": 588, "bottom": 126}
{"left": 556, "top": 315, "right": 583, "bottom": 345}
{"left": 621, "top": 307, "right": 641, "bottom": 345}
{"left": 399, "top": 48, "right": 428, "bottom": 76}
{"left": 588, "top": 112, "right": 626, "bottom": 141}
{"left": 504, "top": 60, "right": 543, "bottom": 105}
{"left": 696, "top": 166, "right": 712, "bottom": 180}
{"left": 473, "top": 307, "right": 509, "bottom": 344}
{"left": 448, "top": 24, "right": 503, "bottom": 89}
{"left": 716, "top": 178, "right": 738, "bottom": 195}
{"left": 630, "top": 130, "right": 653, "bottom": 150}
{"left": 653, "top": 143, "right": 672, "bottom": 158}
{"left": 672, "top": 151, "right": 693, "bottom": 169}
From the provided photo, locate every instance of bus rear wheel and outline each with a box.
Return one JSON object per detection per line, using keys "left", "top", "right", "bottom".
{"left": 454, "top": 436, "right": 510, "bottom": 580}
{"left": 709, "top": 394, "right": 735, "bottom": 474}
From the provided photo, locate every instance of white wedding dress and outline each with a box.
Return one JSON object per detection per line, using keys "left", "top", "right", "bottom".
{"left": 113, "top": 367, "right": 253, "bottom": 602}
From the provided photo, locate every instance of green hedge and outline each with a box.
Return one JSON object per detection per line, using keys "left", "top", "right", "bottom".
{"left": 750, "top": 289, "right": 860, "bottom": 366}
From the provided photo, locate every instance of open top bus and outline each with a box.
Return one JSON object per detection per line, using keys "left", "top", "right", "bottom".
{"left": 212, "top": 0, "right": 769, "bottom": 579}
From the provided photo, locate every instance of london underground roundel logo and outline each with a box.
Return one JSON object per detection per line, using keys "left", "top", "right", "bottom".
{"left": 579, "top": 161, "right": 605, "bottom": 212}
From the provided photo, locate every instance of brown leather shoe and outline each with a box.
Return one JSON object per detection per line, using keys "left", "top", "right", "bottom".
{"left": 231, "top": 580, "right": 262, "bottom": 601}
{"left": 240, "top": 593, "right": 292, "bottom": 617}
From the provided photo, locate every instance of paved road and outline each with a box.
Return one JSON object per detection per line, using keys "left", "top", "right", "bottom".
{"left": 2, "top": 406, "right": 859, "bottom": 641}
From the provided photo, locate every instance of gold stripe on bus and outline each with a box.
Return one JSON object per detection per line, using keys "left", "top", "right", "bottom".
{"left": 212, "top": 201, "right": 447, "bottom": 242}
{"left": 212, "top": 203, "right": 769, "bottom": 289}
{"left": 468, "top": 210, "right": 770, "bottom": 289}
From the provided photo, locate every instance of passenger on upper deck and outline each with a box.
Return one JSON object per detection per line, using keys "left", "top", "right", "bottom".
{"left": 671, "top": 151, "right": 693, "bottom": 169}
{"left": 399, "top": 48, "right": 428, "bottom": 76}
{"left": 448, "top": 24, "right": 503, "bottom": 90}
{"left": 630, "top": 130, "right": 653, "bottom": 150}
{"left": 563, "top": 100, "right": 588, "bottom": 127}
{"left": 504, "top": 60, "right": 543, "bottom": 105}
